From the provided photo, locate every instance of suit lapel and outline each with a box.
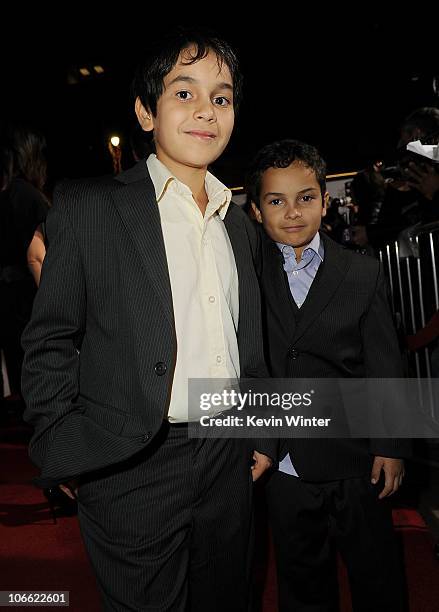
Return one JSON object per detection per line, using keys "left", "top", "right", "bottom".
{"left": 111, "top": 162, "right": 175, "bottom": 328}
{"left": 292, "top": 233, "right": 351, "bottom": 343}
{"left": 260, "top": 230, "right": 299, "bottom": 340}
{"left": 223, "top": 205, "right": 251, "bottom": 333}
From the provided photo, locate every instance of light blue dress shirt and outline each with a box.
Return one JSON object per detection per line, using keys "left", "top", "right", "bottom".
{"left": 276, "top": 232, "right": 324, "bottom": 309}
{"left": 276, "top": 232, "right": 325, "bottom": 476}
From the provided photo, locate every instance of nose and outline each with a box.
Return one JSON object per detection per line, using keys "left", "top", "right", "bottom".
{"left": 194, "top": 97, "right": 216, "bottom": 122}
{"left": 284, "top": 202, "right": 302, "bottom": 219}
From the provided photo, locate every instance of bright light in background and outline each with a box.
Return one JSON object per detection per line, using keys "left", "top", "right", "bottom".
{"left": 108, "top": 136, "right": 122, "bottom": 175}
{"left": 67, "top": 63, "right": 106, "bottom": 85}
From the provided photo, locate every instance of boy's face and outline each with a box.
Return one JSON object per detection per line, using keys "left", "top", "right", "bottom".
{"left": 252, "top": 161, "right": 328, "bottom": 257}
{"left": 136, "top": 47, "right": 235, "bottom": 173}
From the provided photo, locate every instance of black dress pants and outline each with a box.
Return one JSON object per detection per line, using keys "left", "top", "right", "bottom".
{"left": 77, "top": 423, "right": 253, "bottom": 611}
{"left": 266, "top": 471, "right": 405, "bottom": 612}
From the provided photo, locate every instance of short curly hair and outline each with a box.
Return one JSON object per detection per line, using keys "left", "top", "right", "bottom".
{"left": 246, "top": 139, "right": 326, "bottom": 208}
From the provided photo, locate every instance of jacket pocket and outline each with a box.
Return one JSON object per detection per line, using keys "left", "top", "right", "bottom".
{"left": 80, "top": 396, "right": 128, "bottom": 436}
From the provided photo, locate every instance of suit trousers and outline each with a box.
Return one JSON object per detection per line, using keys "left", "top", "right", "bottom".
{"left": 266, "top": 471, "right": 405, "bottom": 612}
{"left": 77, "top": 422, "right": 253, "bottom": 611}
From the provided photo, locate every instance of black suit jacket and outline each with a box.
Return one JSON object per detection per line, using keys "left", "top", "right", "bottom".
{"left": 257, "top": 229, "right": 409, "bottom": 481}
{"left": 21, "top": 161, "right": 274, "bottom": 487}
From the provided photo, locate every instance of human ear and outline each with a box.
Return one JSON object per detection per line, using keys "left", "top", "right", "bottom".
{"left": 322, "top": 192, "right": 329, "bottom": 217}
{"left": 135, "top": 97, "right": 154, "bottom": 132}
{"left": 251, "top": 202, "right": 263, "bottom": 223}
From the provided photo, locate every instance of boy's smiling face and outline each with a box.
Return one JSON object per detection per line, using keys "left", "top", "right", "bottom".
{"left": 252, "top": 161, "right": 328, "bottom": 260}
{"left": 136, "top": 47, "right": 235, "bottom": 175}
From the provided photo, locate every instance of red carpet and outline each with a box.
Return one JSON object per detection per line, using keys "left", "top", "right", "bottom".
{"left": 1, "top": 439, "right": 439, "bottom": 611}
{"left": 0, "top": 442, "right": 100, "bottom": 612}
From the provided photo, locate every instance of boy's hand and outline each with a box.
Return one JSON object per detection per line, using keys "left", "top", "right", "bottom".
{"left": 59, "top": 479, "right": 79, "bottom": 500}
{"left": 371, "top": 456, "right": 404, "bottom": 499}
{"left": 251, "top": 451, "right": 273, "bottom": 481}
{"left": 405, "top": 162, "right": 439, "bottom": 200}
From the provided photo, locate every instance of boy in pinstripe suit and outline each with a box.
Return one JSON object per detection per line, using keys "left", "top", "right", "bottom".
{"left": 22, "top": 28, "right": 274, "bottom": 611}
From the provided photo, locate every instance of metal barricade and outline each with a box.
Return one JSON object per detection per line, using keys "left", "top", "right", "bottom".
{"left": 378, "top": 222, "right": 439, "bottom": 420}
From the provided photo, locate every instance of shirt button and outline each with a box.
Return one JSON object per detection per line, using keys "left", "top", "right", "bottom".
{"left": 154, "top": 362, "right": 167, "bottom": 376}
{"left": 209, "top": 296, "right": 216, "bottom": 303}
{"left": 216, "top": 355, "right": 222, "bottom": 364}
{"left": 288, "top": 348, "right": 299, "bottom": 360}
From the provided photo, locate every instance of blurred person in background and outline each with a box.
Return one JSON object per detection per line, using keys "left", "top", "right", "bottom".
{"left": 350, "top": 107, "right": 439, "bottom": 250}
{"left": 0, "top": 124, "right": 49, "bottom": 402}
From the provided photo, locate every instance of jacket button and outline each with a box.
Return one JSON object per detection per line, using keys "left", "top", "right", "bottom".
{"left": 142, "top": 432, "right": 152, "bottom": 443}
{"left": 154, "top": 362, "right": 167, "bottom": 376}
{"left": 288, "top": 348, "right": 299, "bottom": 360}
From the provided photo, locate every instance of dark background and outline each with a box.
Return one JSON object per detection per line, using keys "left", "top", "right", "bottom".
{"left": 2, "top": 15, "right": 438, "bottom": 188}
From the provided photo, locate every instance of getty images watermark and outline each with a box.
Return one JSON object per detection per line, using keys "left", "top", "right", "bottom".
{"left": 187, "top": 378, "right": 439, "bottom": 438}
{"left": 198, "top": 388, "right": 331, "bottom": 429}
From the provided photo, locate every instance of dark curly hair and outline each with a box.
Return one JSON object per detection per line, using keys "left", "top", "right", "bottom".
{"left": 246, "top": 139, "right": 326, "bottom": 208}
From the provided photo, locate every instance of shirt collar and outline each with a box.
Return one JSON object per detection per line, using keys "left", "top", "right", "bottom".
{"left": 146, "top": 154, "right": 232, "bottom": 219}
{"left": 276, "top": 231, "right": 324, "bottom": 262}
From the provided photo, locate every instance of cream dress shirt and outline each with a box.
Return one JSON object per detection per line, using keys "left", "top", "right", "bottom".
{"left": 146, "top": 154, "right": 240, "bottom": 422}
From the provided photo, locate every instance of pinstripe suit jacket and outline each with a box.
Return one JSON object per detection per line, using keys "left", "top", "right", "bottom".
{"left": 21, "top": 161, "right": 272, "bottom": 487}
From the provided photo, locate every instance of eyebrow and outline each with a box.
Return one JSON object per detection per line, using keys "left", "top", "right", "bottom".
{"left": 263, "top": 187, "right": 318, "bottom": 200}
{"left": 297, "top": 187, "right": 319, "bottom": 194}
{"left": 263, "top": 192, "right": 284, "bottom": 200}
{"left": 167, "top": 75, "right": 233, "bottom": 91}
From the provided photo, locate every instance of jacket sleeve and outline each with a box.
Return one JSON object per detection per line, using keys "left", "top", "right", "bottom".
{"left": 239, "top": 213, "right": 277, "bottom": 460}
{"left": 21, "top": 187, "right": 87, "bottom": 472}
{"left": 361, "top": 261, "right": 411, "bottom": 458}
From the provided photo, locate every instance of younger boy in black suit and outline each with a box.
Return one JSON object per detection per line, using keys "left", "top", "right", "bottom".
{"left": 247, "top": 139, "right": 408, "bottom": 612}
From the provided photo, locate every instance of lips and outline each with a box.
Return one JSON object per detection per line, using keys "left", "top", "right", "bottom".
{"left": 282, "top": 226, "right": 306, "bottom": 232}
{"left": 186, "top": 130, "right": 216, "bottom": 140}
